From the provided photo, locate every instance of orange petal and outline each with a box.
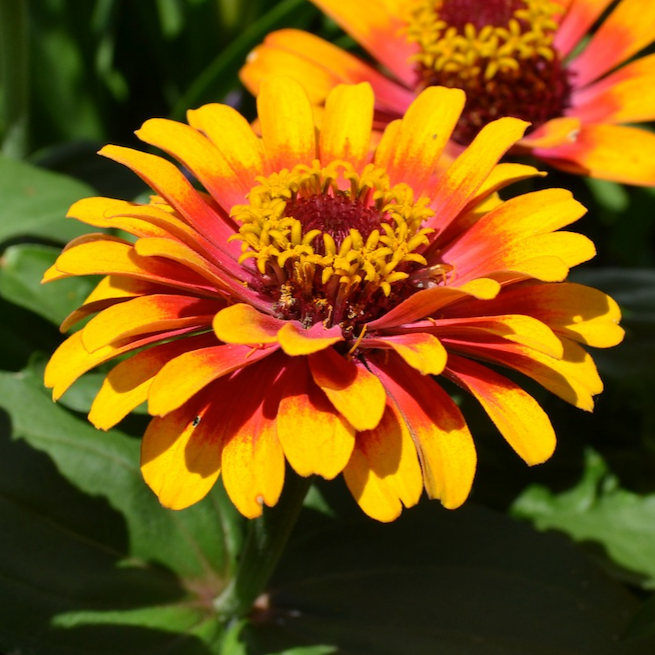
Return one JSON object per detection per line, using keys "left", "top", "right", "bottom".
{"left": 241, "top": 29, "right": 414, "bottom": 113}
{"left": 309, "top": 347, "right": 386, "bottom": 431}
{"left": 370, "top": 354, "right": 477, "bottom": 510}
{"left": 136, "top": 117, "right": 252, "bottom": 210}
{"left": 80, "top": 294, "right": 220, "bottom": 352}
{"left": 517, "top": 117, "right": 581, "bottom": 149}
{"left": 99, "top": 145, "right": 235, "bottom": 248}
{"left": 374, "top": 86, "right": 465, "bottom": 193}
{"left": 320, "top": 83, "right": 374, "bottom": 171}
{"left": 220, "top": 359, "right": 286, "bottom": 518}
{"left": 309, "top": 0, "right": 416, "bottom": 86}
{"left": 426, "top": 117, "right": 529, "bottom": 233}
{"left": 445, "top": 354, "right": 556, "bottom": 466}
{"left": 141, "top": 385, "right": 225, "bottom": 510}
{"left": 364, "top": 333, "right": 447, "bottom": 375}
{"left": 148, "top": 342, "right": 278, "bottom": 417}
{"left": 187, "top": 103, "right": 264, "bottom": 191}
{"left": 277, "top": 358, "right": 355, "bottom": 479}
{"left": 43, "top": 234, "right": 218, "bottom": 295}
{"left": 89, "top": 334, "right": 215, "bottom": 430}
{"left": 213, "top": 303, "right": 284, "bottom": 345}
{"left": 568, "top": 0, "right": 655, "bottom": 87}
{"left": 277, "top": 321, "right": 344, "bottom": 356}
{"left": 554, "top": 0, "right": 613, "bottom": 57}
{"left": 257, "top": 77, "right": 316, "bottom": 172}
{"left": 535, "top": 123, "right": 655, "bottom": 186}
{"left": 444, "top": 282, "right": 624, "bottom": 348}
{"left": 443, "top": 336, "right": 603, "bottom": 411}
{"left": 343, "top": 401, "right": 422, "bottom": 522}
{"left": 367, "top": 278, "right": 500, "bottom": 330}
{"left": 45, "top": 328, "right": 185, "bottom": 401}
{"left": 59, "top": 276, "right": 155, "bottom": 333}
{"left": 431, "top": 314, "right": 565, "bottom": 359}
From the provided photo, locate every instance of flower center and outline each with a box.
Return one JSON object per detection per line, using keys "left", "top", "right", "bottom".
{"left": 231, "top": 161, "right": 436, "bottom": 330}
{"left": 406, "top": 0, "right": 572, "bottom": 145}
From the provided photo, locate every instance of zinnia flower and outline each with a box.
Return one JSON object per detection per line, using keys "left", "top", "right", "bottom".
{"left": 241, "top": 0, "right": 655, "bottom": 185}
{"left": 44, "top": 79, "right": 622, "bottom": 522}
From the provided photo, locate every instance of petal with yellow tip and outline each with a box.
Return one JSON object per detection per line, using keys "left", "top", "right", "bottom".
{"left": 370, "top": 354, "right": 477, "bottom": 510}
{"left": 309, "top": 347, "right": 386, "bottom": 431}
{"left": 277, "top": 357, "right": 355, "bottom": 479}
{"left": 445, "top": 354, "right": 556, "bottom": 465}
{"left": 343, "top": 401, "right": 422, "bottom": 522}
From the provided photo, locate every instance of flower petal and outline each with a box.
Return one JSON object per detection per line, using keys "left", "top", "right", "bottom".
{"left": 141, "top": 384, "right": 225, "bottom": 510}
{"left": 343, "top": 401, "right": 422, "bottom": 522}
{"left": 370, "top": 354, "right": 477, "bottom": 509}
{"left": 571, "top": 52, "right": 655, "bottom": 124}
{"left": 220, "top": 359, "right": 286, "bottom": 518}
{"left": 425, "top": 117, "right": 529, "bottom": 233}
{"left": 309, "top": 347, "right": 386, "bottom": 431}
{"left": 136, "top": 118, "right": 252, "bottom": 210}
{"left": 443, "top": 336, "right": 602, "bottom": 411}
{"left": 277, "top": 357, "right": 355, "bottom": 479}
{"left": 309, "top": 0, "right": 416, "bottom": 86}
{"left": 374, "top": 86, "right": 465, "bottom": 193}
{"left": 443, "top": 282, "right": 624, "bottom": 348}
{"left": 554, "top": 0, "right": 613, "bottom": 57}
{"left": 80, "top": 294, "right": 220, "bottom": 352}
{"left": 213, "top": 303, "right": 284, "bottom": 345}
{"left": 320, "top": 83, "right": 374, "bottom": 171}
{"left": 445, "top": 354, "right": 556, "bottom": 465}
{"left": 43, "top": 234, "right": 219, "bottom": 295}
{"left": 364, "top": 333, "right": 447, "bottom": 375}
{"left": 148, "top": 343, "right": 279, "bottom": 417}
{"left": 568, "top": 0, "right": 655, "bottom": 87}
{"left": 431, "top": 314, "right": 565, "bottom": 359}
{"left": 257, "top": 77, "right": 316, "bottom": 171}
{"left": 99, "top": 145, "right": 236, "bottom": 249}
{"left": 241, "top": 29, "right": 415, "bottom": 113}
{"left": 89, "top": 334, "right": 216, "bottom": 430}
{"left": 517, "top": 117, "right": 581, "bottom": 149}
{"left": 534, "top": 124, "right": 655, "bottom": 185}
{"left": 277, "top": 321, "right": 344, "bottom": 356}
{"left": 367, "top": 278, "right": 500, "bottom": 331}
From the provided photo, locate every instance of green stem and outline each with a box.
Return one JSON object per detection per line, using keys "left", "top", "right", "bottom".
{"left": 214, "top": 471, "right": 312, "bottom": 621}
{"left": 0, "top": 0, "right": 29, "bottom": 159}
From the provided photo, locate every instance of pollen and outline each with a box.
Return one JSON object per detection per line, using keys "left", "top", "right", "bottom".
{"left": 230, "top": 160, "right": 435, "bottom": 328}
{"left": 405, "top": 0, "right": 572, "bottom": 144}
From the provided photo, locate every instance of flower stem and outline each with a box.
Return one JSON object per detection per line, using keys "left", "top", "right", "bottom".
{"left": 214, "top": 471, "right": 312, "bottom": 621}
{"left": 0, "top": 0, "right": 29, "bottom": 159}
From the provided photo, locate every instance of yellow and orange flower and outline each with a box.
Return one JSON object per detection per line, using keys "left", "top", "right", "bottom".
{"left": 241, "top": 0, "right": 655, "bottom": 185}
{"left": 44, "top": 79, "right": 622, "bottom": 522}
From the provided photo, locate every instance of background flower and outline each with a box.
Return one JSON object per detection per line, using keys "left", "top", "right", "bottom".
{"left": 44, "top": 78, "right": 621, "bottom": 522}
{"left": 241, "top": 0, "right": 655, "bottom": 185}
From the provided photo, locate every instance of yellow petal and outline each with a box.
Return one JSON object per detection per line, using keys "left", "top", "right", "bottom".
{"left": 309, "top": 347, "right": 386, "bottom": 431}
{"left": 257, "top": 77, "right": 316, "bottom": 171}
{"left": 343, "top": 402, "right": 422, "bottom": 522}
{"left": 213, "top": 303, "right": 283, "bottom": 345}
{"left": 319, "top": 83, "right": 374, "bottom": 171}
{"left": 277, "top": 358, "right": 355, "bottom": 479}
{"left": 445, "top": 354, "right": 556, "bottom": 465}
{"left": 277, "top": 321, "right": 343, "bottom": 356}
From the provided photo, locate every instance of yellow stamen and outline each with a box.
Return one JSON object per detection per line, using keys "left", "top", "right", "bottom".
{"left": 230, "top": 160, "right": 434, "bottom": 307}
{"left": 405, "top": 0, "right": 563, "bottom": 81}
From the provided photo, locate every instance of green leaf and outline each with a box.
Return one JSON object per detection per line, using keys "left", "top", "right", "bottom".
{"left": 0, "top": 155, "right": 94, "bottom": 244}
{"left": 512, "top": 449, "right": 655, "bottom": 588}
{"left": 241, "top": 488, "right": 654, "bottom": 655}
{"left": 0, "top": 369, "right": 243, "bottom": 583}
{"left": 0, "top": 244, "right": 96, "bottom": 324}
{"left": 0, "top": 415, "right": 220, "bottom": 654}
